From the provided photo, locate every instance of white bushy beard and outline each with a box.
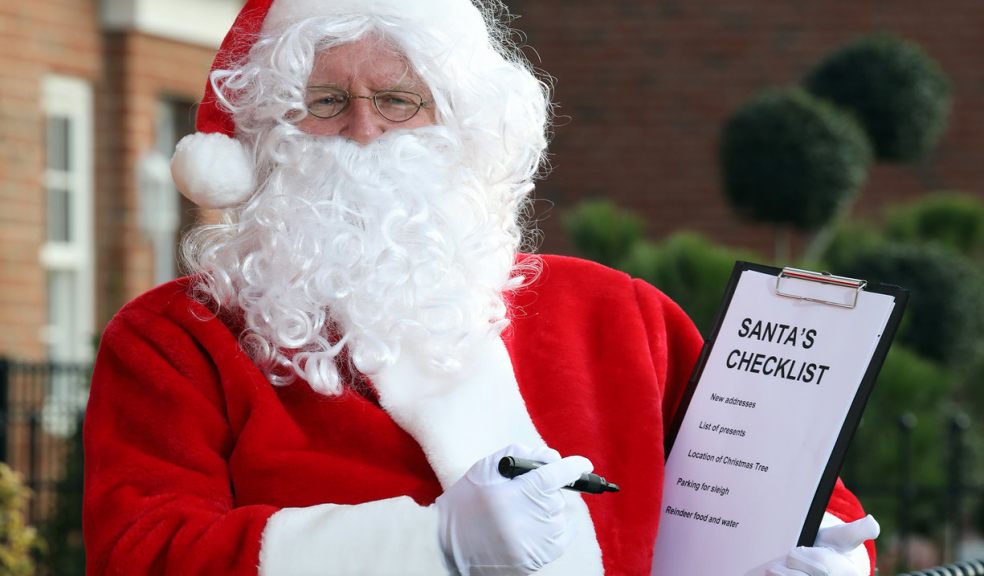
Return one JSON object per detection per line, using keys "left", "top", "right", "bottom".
{"left": 210, "top": 126, "right": 526, "bottom": 395}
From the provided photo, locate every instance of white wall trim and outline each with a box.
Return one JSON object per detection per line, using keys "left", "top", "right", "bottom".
{"left": 41, "top": 75, "right": 95, "bottom": 363}
{"left": 100, "top": 0, "right": 241, "bottom": 48}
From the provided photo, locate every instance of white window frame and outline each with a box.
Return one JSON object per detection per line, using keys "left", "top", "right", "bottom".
{"left": 39, "top": 75, "right": 95, "bottom": 364}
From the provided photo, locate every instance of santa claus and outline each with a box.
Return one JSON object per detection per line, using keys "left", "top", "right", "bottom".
{"left": 83, "top": 0, "right": 879, "bottom": 574}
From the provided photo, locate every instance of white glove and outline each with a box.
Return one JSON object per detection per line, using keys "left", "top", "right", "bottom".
{"left": 435, "top": 444, "right": 592, "bottom": 576}
{"left": 765, "top": 515, "right": 879, "bottom": 576}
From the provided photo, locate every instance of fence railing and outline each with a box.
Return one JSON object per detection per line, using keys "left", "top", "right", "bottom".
{"left": 0, "top": 358, "right": 88, "bottom": 524}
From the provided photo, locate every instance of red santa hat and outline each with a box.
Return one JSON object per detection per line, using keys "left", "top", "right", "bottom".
{"left": 171, "top": 0, "right": 489, "bottom": 209}
{"left": 170, "top": 0, "right": 272, "bottom": 209}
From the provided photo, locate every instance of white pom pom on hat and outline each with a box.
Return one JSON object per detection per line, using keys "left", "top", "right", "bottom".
{"left": 171, "top": 132, "right": 256, "bottom": 209}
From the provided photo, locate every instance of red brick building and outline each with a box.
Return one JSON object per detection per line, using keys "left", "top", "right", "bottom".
{"left": 0, "top": 0, "right": 238, "bottom": 364}
{"left": 1, "top": 0, "right": 982, "bottom": 366}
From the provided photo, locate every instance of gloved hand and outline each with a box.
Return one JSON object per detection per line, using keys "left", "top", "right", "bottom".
{"left": 435, "top": 444, "right": 592, "bottom": 576}
{"left": 765, "top": 515, "right": 879, "bottom": 576}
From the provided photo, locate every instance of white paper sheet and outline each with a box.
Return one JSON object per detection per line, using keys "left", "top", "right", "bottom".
{"left": 651, "top": 270, "right": 897, "bottom": 575}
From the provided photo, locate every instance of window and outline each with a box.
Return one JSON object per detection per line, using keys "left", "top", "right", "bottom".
{"left": 40, "top": 76, "right": 94, "bottom": 434}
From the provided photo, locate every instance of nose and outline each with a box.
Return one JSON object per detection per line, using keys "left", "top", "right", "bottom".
{"left": 338, "top": 97, "right": 386, "bottom": 145}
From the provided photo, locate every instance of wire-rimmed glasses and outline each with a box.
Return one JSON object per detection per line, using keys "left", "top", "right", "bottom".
{"left": 305, "top": 86, "right": 430, "bottom": 123}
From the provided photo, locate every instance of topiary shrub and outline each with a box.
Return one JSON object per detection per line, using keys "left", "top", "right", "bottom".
{"left": 720, "top": 87, "right": 872, "bottom": 231}
{"left": 562, "top": 199, "right": 644, "bottom": 268}
{"left": 884, "top": 193, "right": 984, "bottom": 261}
{"left": 620, "top": 233, "right": 757, "bottom": 335}
{"left": 0, "top": 464, "right": 43, "bottom": 576}
{"left": 805, "top": 33, "right": 951, "bottom": 163}
{"left": 836, "top": 242, "right": 984, "bottom": 367}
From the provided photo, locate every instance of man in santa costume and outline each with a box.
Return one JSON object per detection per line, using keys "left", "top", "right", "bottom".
{"left": 83, "top": 0, "right": 880, "bottom": 574}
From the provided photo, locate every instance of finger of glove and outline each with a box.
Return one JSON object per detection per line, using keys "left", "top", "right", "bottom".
{"left": 787, "top": 546, "right": 862, "bottom": 576}
{"left": 526, "top": 445, "right": 562, "bottom": 464}
{"left": 468, "top": 443, "right": 535, "bottom": 485}
{"left": 815, "top": 515, "right": 880, "bottom": 554}
{"left": 521, "top": 455, "right": 593, "bottom": 494}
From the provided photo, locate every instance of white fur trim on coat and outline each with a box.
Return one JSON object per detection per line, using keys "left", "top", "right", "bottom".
{"left": 170, "top": 132, "right": 255, "bottom": 209}
{"left": 371, "top": 334, "right": 605, "bottom": 575}
{"left": 258, "top": 496, "right": 448, "bottom": 575}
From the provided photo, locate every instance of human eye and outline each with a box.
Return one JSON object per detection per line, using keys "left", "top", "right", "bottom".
{"left": 377, "top": 91, "right": 419, "bottom": 108}
{"left": 306, "top": 88, "right": 348, "bottom": 117}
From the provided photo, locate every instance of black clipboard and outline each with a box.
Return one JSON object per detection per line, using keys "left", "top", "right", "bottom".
{"left": 664, "top": 261, "right": 908, "bottom": 548}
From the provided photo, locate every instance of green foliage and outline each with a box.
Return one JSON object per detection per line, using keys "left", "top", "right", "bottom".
{"left": 562, "top": 199, "right": 644, "bottom": 268}
{"left": 0, "top": 464, "right": 43, "bottom": 576}
{"left": 843, "top": 346, "right": 952, "bottom": 536}
{"left": 813, "top": 220, "right": 886, "bottom": 273}
{"left": 43, "top": 416, "right": 85, "bottom": 576}
{"left": 805, "top": 33, "right": 951, "bottom": 163}
{"left": 620, "top": 233, "right": 756, "bottom": 335}
{"left": 836, "top": 242, "right": 984, "bottom": 367}
{"left": 884, "top": 193, "right": 984, "bottom": 261}
{"left": 720, "top": 87, "right": 872, "bottom": 231}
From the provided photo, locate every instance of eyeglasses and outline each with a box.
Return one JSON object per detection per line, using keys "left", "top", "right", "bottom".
{"left": 305, "top": 86, "right": 431, "bottom": 123}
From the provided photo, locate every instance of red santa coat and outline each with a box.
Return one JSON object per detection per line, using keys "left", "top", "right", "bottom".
{"left": 83, "top": 254, "right": 873, "bottom": 575}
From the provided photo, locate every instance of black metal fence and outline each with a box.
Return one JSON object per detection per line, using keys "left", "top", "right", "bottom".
{"left": 843, "top": 413, "right": 984, "bottom": 574}
{"left": 0, "top": 358, "right": 88, "bottom": 523}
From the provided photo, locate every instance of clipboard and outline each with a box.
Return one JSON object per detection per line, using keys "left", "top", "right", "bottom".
{"left": 651, "top": 261, "right": 907, "bottom": 575}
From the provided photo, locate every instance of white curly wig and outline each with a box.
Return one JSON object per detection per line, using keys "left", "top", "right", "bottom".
{"left": 177, "top": 0, "right": 551, "bottom": 395}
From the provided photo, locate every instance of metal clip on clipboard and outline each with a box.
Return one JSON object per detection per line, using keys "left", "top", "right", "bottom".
{"left": 775, "top": 267, "right": 868, "bottom": 309}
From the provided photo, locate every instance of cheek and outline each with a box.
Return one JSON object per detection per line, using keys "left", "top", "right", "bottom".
{"left": 297, "top": 117, "right": 343, "bottom": 136}
{"left": 402, "top": 108, "right": 437, "bottom": 130}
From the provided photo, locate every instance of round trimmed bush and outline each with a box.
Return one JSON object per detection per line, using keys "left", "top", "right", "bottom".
{"left": 805, "top": 34, "right": 951, "bottom": 162}
{"left": 720, "top": 87, "right": 872, "bottom": 231}
{"left": 837, "top": 242, "right": 984, "bottom": 366}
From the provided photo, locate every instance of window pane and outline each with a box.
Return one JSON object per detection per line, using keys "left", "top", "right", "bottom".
{"left": 46, "top": 269, "right": 77, "bottom": 361}
{"left": 46, "top": 187, "right": 71, "bottom": 243}
{"left": 46, "top": 116, "right": 71, "bottom": 171}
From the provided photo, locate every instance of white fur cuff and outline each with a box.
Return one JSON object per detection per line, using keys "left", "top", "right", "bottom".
{"left": 258, "top": 497, "right": 449, "bottom": 575}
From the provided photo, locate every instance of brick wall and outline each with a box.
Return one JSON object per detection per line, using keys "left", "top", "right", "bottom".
{"left": 97, "top": 33, "right": 214, "bottom": 330}
{"left": 2, "top": 1, "right": 982, "bottom": 357}
{"left": 0, "top": 1, "right": 216, "bottom": 359}
{"left": 0, "top": 0, "right": 101, "bottom": 360}
{"left": 509, "top": 1, "right": 984, "bottom": 257}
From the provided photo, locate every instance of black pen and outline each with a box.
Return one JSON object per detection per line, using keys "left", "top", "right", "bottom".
{"left": 498, "top": 456, "right": 620, "bottom": 494}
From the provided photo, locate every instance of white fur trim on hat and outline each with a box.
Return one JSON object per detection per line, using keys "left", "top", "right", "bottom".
{"left": 170, "top": 132, "right": 255, "bottom": 209}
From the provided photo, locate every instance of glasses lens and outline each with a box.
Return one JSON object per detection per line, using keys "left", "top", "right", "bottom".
{"left": 374, "top": 91, "right": 423, "bottom": 122}
{"left": 306, "top": 87, "right": 349, "bottom": 119}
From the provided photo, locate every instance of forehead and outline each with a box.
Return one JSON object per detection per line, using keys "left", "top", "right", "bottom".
{"left": 308, "top": 36, "right": 421, "bottom": 88}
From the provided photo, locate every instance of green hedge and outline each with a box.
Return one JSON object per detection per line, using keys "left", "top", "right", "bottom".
{"left": 620, "top": 233, "right": 756, "bottom": 335}
{"left": 562, "top": 199, "right": 645, "bottom": 268}
{"left": 884, "top": 193, "right": 984, "bottom": 260}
